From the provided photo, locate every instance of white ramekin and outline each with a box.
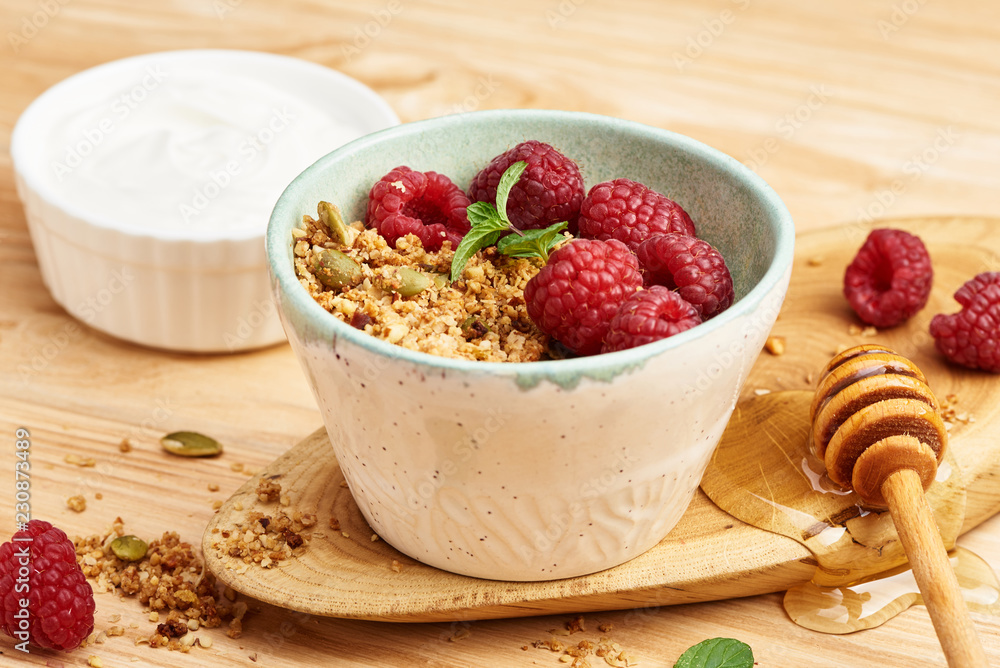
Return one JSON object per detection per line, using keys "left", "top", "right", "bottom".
{"left": 11, "top": 49, "right": 399, "bottom": 353}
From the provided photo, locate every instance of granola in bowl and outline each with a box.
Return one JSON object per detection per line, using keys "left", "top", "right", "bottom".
{"left": 292, "top": 204, "right": 551, "bottom": 362}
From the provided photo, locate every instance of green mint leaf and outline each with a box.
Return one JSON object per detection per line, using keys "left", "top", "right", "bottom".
{"left": 673, "top": 638, "right": 753, "bottom": 668}
{"left": 466, "top": 201, "right": 500, "bottom": 228}
{"left": 496, "top": 221, "right": 568, "bottom": 262}
{"left": 495, "top": 160, "right": 527, "bottom": 225}
{"left": 450, "top": 223, "right": 506, "bottom": 283}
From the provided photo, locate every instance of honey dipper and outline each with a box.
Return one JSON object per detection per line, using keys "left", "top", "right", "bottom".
{"left": 810, "top": 344, "right": 987, "bottom": 668}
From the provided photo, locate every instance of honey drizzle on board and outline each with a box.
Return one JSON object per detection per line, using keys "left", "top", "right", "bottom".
{"left": 700, "top": 390, "right": 1000, "bottom": 633}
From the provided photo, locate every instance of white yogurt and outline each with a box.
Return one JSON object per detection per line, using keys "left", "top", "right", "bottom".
{"left": 44, "top": 63, "right": 360, "bottom": 238}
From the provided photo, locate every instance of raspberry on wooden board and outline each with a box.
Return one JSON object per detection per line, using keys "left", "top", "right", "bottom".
{"left": 930, "top": 272, "right": 1000, "bottom": 373}
{"left": 843, "top": 228, "right": 933, "bottom": 328}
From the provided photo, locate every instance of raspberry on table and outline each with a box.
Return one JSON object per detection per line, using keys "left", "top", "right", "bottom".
{"left": 843, "top": 228, "right": 933, "bottom": 328}
{"left": 0, "top": 520, "right": 95, "bottom": 651}
{"left": 577, "top": 178, "right": 696, "bottom": 251}
{"left": 524, "top": 238, "right": 643, "bottom": 356}
{"left": 367, "top": 166, "right": 471, "bottom": 251}
{"left": 635, "top": 232, "right": 734, "bottom": 319}
{"left": 929, "top": 272, "right": 1000, "bottom": 373}
{"left": 467, "top": 140, "right": 585, "bottom": 234}
{"left": 602, "top": 286, "right": 702, "bottom": 353}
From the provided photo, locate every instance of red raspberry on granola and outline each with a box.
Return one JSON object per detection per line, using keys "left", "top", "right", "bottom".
{"left": 524, "top": 238, "right": 642, "bottom": 356}
{"left": 577, "top": 178, "right": 696, "bottom": 251}
{"left": 468, "top": 140, "right": 585, "bottom": 234}
{"left": 367, "top": 166, "right": 471, "bottom": 251}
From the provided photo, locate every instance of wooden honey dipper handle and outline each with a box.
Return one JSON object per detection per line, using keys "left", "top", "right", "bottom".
{"left": 857, "top": 437, "right": 988, "bottom": 668}
{"left": 812, "top": 345, "right": 987, "bottom": 668}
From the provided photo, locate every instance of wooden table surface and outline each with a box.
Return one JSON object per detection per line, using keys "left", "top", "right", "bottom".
{"left": 2, "top": 1, "right": 999, "bottom": 666}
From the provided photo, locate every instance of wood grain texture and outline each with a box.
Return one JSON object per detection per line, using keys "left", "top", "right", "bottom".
{"left": 1, "top": 1, "right": 1000, "bottom": 665}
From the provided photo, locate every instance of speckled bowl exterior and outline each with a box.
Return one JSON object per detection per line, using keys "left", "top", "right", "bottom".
{"left": 267, "top": 110, "right": 794, "bottom": 581}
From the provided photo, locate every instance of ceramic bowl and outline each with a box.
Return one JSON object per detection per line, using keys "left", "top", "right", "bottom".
{"left": 11, "top": 49, "right": 399, "bottom": 352}
{"left": 267, "top": 109, "right": 795, "bottom": 580}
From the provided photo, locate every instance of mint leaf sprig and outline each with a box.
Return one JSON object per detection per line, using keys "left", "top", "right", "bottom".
{"left": 450, "top": 161, "right": 568, "bottom": 282}
{"left": 673, "top": 638, "right": 754, "bottom": 668}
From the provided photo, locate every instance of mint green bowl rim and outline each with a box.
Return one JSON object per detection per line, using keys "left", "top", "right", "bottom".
{"left": 266, "top": 109, "right": 795, "bottom": 382}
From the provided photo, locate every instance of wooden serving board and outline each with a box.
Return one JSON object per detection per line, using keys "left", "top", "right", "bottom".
{"left": 202, "top": 217, "right": 1000, "bottom": 623}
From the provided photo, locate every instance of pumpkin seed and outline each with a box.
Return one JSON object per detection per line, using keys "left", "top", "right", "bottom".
{"left": 392, "top": 267, "right": 432, "bottom": 297}
{"left": 316, "top": 201, "right": 351, "bottom": 245}
{"left": 161, "top": 431, "right": 223, "bottom": 457}
{"left": 110, "top": 535, "right": 148, "bottom": 562}
{"left": 314, "top": 249, "right": 362, "bottom": 291}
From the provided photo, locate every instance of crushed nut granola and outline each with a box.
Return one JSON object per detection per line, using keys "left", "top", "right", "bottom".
{"left": 67, "top": 494, "right": 87, "bottom": 512}
{"left": 530, "top": 616, "right": 638, "bottom": 668}
{"left": 73, "top": 518, "right": 244, "bottom": 650}
{"left": 294, "top": 212, "right": 551, "bottom": 362}
{"left": 209, "top": 476, "right": 316, "bottom": 570}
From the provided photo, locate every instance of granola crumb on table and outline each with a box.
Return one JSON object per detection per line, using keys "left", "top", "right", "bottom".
{"left": 73, "top": 518, "right": 245, "bottom": 651}
{"left": 294, "top": 212, "right": 551, "bottom": 362}
{"left": 208, "top": 476, "right": 316, "bottom": 571}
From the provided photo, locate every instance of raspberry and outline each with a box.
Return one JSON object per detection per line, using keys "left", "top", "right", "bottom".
{"left": 0, "top": 520, "right": 95, "bottom": 651}
{"left": 524, "top": 238, "right": 642, "bottom": 356}
{"left": 577, "top": 178, "right": 696, "bottom": 251}
{"left": 467, "top": 140, "right": 585, "bottom": 233}
{"left": 602, "top": 286, "right": 702, "bottom": 353}
{"left": 367, "top": 166, "right": 471, "bottom": 251}
{"left": 635, "top": 233, "right": 734, "bottom": 319}
{"left": 843, "top": 228, "right": 933, "bottom": 328}
{"left": 929, "top": 272, "right": 1000, "bottom": 373}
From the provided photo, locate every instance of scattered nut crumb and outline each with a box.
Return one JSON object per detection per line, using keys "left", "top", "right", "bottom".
{"left": 210, "top": 505, "right": 315, "bottom": 569}
{"left": 230, "top": 463, "right": 245, "bottom": 473}
{"left": 530, "top": 617, "right": 636, "bottom": 667}
{"left": 807, "top": 256, "right": 824, "bottom": 266}
{"left": 75, "top": 519, "right": 250, "bottom": 651}
{"left": 449, "top": 626, "right": 472, "bottom": 642}
{"left": 764, "top": 335, "right": 786, "bottom": 356}
{"left": 256, "top": 478, "right": 282, "bottom": 503}
{"left": 390, "top": 559, "right": 402, "bottom": 573}
{"left": 339, "top": 480, "right": 349, "bottom": 488}
{"left": 87, "top": 655, "right": 103, "bottom": 667}
{"left": 67, "top": 495, "right": 87, "bottom": 512}
{"left": 95, "top": 493, "right": 103, "bottom": 500}
{"left": 212, "top": 500, "right": 224, "bottom": 510}
{"left": 939, "top": 393, "right": 975, "bottom": 430}
{"left": 208, "top": 483, "right": 220, "bottom": 492}
{"left": 66, "top": 454, "right": 97, "bottom": 467}
{"left": 370, "top": 533, "right": 379, "bottom": 542}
